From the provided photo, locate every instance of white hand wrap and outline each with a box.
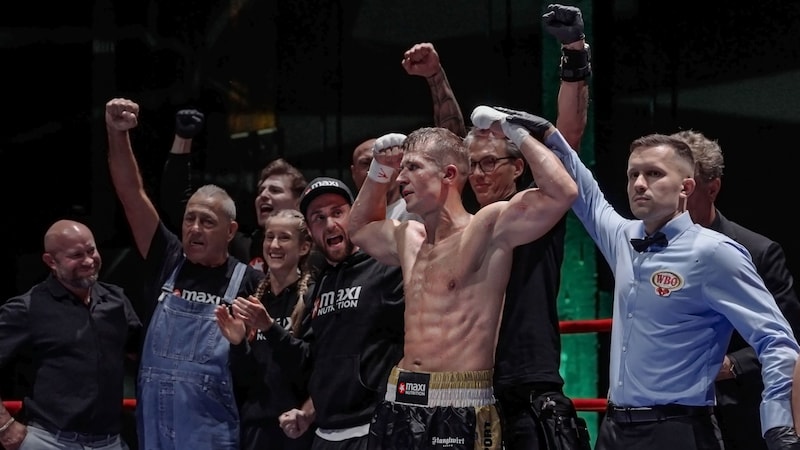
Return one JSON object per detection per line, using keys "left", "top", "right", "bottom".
{"left": 369, "top": 133, "right": 405, "bottom": 183}
{"left": 373, "top": 133, "right": 407, "bottom": 153}
{"left": 470, "top": 105, "right": 508, "bottom": 130}
{"left": 501, "top": 122, "right": 530, "bottom": 148}
{"left": 471, "top": 106, "right": 530, "bottom": 148}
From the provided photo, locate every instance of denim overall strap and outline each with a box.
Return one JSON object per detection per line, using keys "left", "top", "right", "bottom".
{"left": 136, "top": 257, "right": 245, "bottom": 450}
{"left": 155, "top": 256, "right": 185, "bottom": 304}
{"left": 222, "top": 262, "right": 247, "bottom": 303}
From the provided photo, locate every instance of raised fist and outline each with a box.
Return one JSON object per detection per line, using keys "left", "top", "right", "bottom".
{"left": 542, "top": 4, "right": 585, "bottom": 45}
{"left": 470, "top": 106, "right": 507, "bottom": 131}
{"left": 401, "top": 42, "right": 441, "bottom": 78}
{"left": 105, "top": 98, "right": 139, "bottom": 132}
{"left": 372, "top": 133, "right": 406, "bottom": 170}
{"left": 175, "top": 109, "right": 205, "bottom": 139}
{"left": 469, "top": 106, "right": 522, "bottom": 146}
{"left": 494, "top": 106, "right": 553, "bottom": 142}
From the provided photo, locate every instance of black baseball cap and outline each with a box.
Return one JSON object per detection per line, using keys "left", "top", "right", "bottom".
{"left": 299, "top": 177, "right": 355, "bottom": 217}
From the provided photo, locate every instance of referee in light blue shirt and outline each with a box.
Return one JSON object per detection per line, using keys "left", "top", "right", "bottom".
{"left": 492, "top": 105, "right": 800, "bottom": 450}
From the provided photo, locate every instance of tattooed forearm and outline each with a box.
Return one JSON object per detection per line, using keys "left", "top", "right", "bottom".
{"left": 427, "top": 70, "right": 466, "bottom": 138}
{"left": 556, "top": 80, "right": 589, "bottom": 151}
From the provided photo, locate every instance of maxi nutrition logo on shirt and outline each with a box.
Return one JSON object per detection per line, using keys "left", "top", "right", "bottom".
{"left": 312, "top": 286, "right": 363, "bottom": 318}
{"left": 159, "top": 288, "right": 226, "bottom": 305}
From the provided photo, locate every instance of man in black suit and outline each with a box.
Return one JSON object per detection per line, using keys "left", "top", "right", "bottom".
{"left": 674, "top": 129, "right": 800, "bottom": 450}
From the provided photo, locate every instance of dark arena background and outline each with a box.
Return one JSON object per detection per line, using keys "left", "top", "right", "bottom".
{"left": 2, "top": 1, "right": 800, "bottom": 448}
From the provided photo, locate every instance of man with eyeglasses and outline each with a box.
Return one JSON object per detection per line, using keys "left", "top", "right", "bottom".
{"left": 401, "top": 4, "right": 592, "bottom": 449}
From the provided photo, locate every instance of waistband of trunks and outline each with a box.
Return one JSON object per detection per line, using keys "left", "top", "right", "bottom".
{"left": 385, "top": 366, "right": 495, "bottom": 408}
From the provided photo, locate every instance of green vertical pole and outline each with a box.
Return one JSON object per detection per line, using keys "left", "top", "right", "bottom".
{"left": 540, "top": 0, "right": 600, "bottom": 446}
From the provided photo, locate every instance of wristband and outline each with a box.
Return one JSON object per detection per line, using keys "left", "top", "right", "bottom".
{"left": 560, "top": 44, "right": 592, "bottom": 82}
{"left": 368, "top": 159, "right": 395, "bottom": 183}
{"left": 0, "top": 417, "right": 15, "bottom": 433}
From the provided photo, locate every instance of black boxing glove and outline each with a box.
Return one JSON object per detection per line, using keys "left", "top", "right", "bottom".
{"left": 764, "top": 426, "right": 800, "bottom": 450}
{"left": 175, "top": 109, "right": 205, "bottom": 139}
{"left": 542, "top": 3, "right": 585, "bottom": 45}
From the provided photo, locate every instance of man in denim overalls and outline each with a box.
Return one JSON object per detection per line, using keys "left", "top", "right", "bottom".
{"left": 105, "top": 98, "right": 264, "bottom": 449}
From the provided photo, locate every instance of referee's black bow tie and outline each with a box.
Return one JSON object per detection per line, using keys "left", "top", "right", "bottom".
{"left": 630, "top": 232, "right": 668, "bottom": 252}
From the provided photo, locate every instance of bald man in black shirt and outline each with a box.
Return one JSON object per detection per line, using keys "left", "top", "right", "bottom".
{"left": 0, "top": 219, "right": 141, "bottom": 450}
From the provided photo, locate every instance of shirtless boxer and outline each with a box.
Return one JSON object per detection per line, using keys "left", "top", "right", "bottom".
{"left": 348, "top": 107, "right": 577, "bottom": 449}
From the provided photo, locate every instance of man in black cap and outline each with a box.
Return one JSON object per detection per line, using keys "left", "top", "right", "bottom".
{"left": 237, "top": 176, "right": 406, "bottom": 450}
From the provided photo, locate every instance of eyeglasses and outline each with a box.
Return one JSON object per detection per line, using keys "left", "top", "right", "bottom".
{"left": 469, "top": 156, "right": 515, "bottom": 174}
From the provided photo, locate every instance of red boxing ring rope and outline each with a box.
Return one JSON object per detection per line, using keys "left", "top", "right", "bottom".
{"left": 3, "top": 319, "right": 613, "bottom": 414}
{"left": 560, "top": 318, "right": 612, "bottom": 334}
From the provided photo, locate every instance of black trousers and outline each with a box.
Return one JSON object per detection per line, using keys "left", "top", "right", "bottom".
{"left": 595, "top": 407, "right": 724, "bottom": 450}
